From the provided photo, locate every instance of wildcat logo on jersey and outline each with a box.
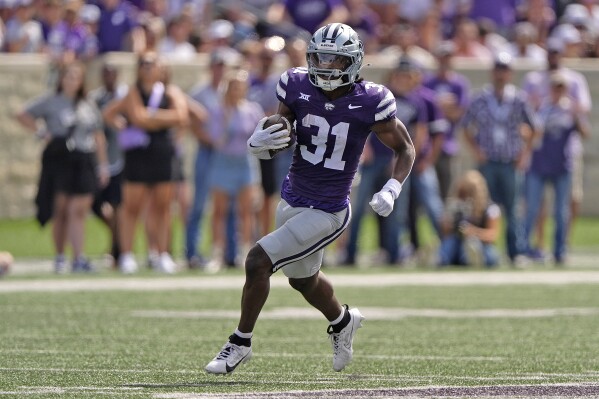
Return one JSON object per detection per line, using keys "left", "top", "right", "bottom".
{"left": 325, "top": 103, "right": 335, "bottom": 111}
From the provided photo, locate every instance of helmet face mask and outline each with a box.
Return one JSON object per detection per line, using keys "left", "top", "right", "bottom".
{"left": 307, "top": 23, "right": 364, "bottom": 91}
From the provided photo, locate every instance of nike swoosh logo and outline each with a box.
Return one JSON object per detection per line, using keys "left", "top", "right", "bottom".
{"left": 348, "top": 104, "right": 362, "bottom": 109}
{"left": 225, "top": 350, "right": 251, "bottom": 373}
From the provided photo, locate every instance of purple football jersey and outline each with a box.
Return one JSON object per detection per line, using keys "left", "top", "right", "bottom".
{"left": 276, "top": 68, "right": 397, "bottom": 212}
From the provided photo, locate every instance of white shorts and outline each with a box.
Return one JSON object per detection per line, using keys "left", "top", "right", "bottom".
{"left": 257, "top": 199, "right": 351, "bottom": 279}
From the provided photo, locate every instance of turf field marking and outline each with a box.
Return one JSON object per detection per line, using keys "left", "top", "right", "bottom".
{"left": 150, "top": 382, "right": 599, "bottom": 398}
{"left": 131, "top": 306, "right": 599, "bottom": 320}
{"left": 4, "top": 270, "right": 599, "bottom": 293}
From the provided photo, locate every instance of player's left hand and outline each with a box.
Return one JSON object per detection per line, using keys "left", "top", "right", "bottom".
{"left": 369, "top": 191, "right": 395, "bottom": 217}
{"left": 369, "top": 178, "right": 403, "bottom": 217}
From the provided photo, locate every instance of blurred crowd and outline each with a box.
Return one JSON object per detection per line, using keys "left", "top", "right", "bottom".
{"left": 1, "top": 0, "right": 599, "bottom": 63}
{"left": 6, "top": 0, "right": 596, "bottom": 275}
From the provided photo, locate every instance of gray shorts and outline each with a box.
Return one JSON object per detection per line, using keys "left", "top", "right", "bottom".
{"left": 257, "top": 199, "right": 351, "bottom": 278}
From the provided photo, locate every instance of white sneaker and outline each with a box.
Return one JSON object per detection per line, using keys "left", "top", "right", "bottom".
{"left": 205, "top": 340, "right": 252, "bottom": 374}
{"left": 119, "top": 253, "right": 138, "bottom": 274}
{"left": 328, "top": 305, "right": 365, "bottom": 372}
{"left": 156, "top": 252, "right": 176, "bottom": 274}
{"left": 54, "top": 254, "right": 67, "bottom": 274}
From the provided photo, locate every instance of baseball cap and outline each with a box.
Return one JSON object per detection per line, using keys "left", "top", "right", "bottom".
{"left": 80, "top": 4, "right": 100, "bottom": 23}
{"left": 493, "top": 51, "right": 512, "bottom": 69}
{"left": 209, "top": 19, "right": 234, "bottom": 40}
{"left": 552, "top": 23, "right": 582, "bottom": 45}
{"left": 546, "top": 36, "right": 565, "bottom": 53}
{"left": 395, "top": 55, "right": 421, "bottom": 72}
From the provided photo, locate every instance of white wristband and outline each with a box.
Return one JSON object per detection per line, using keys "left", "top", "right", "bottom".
{"left": 382, "top": 178, "right": 402, "bottom": 200}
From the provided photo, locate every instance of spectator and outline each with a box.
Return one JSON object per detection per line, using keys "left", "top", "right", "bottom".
{"left": 506, "top": 21, "right": 547, "bottom": 67}
{"left": 521, "top": 37, "right": 592, "bottom": 261}
{"left": 461, "top": 52, "right": 538, "bottom": 264}
{"left": 16, "top": 61, "right": 109, "bottom": 273}
{"left": 102, "top": 51, "right": 189, "bottom": 274}
{"left": 438, "top": 169, "right": 500, "bottom": 267}
{"left": 79, "top": 4, "right": 100, "bottom": 59}
{"left": 284, "top": 35, "right": 308, "bottom": 68}
{"left": 345, "top": 0, "right": 380, "bottom": 53}
{"left": 404, "top": 57, "right": 446, "bottom": 257}
{"left": 5, "top": 0, "right": 43, "bottom": 53}
{"left": 468, "top": 0, "right": 518, "bottom": 37}
{"left": 38, "top": 0, "right": 63, "bottom": 45}
{"left": 96, "top": 0, "right": 143, "bottom": 53}
{"left": 157, "top": 13, "right": 196, "bottom": 61}
{"left": 524, "top": 72, "right": 590, "bottom": 265}
{"left": 267, "top": 0, "right": 349, "bottom": 34}
{"left": 552, "top": 22, "right": 586, "bottom": 57}
{"left": 516, "top": 0, "right": 555, "bottom": 47}
{"left": 206, "top": 69, "right": 264, "bottom": 269}
{"left": 137, "top": 14, "right": 165, "bottom": 53}
{"left": 423, "top": 40, "right": 471, "bottom": 201}
{"left": 379, "top": 56, "right": 428, "bottom": 264}
{"left": 186, "top": 48, "right": 239, "bottom": 269}
{"left": 247, "top": 39, "right": 284, "bottom": 238}
{"left": 380, "top": 23, "right": 436, "bottom": 69}
{"left": 46, "top": 0, "right": 90, "bottom": 68}
{"left": 88, "top": 63, "right": 128, "bottom": 269}
{"left": 452, "top": 18, "right": 493, "bottom": 62}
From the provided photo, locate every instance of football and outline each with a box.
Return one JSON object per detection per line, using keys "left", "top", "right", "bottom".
{"left": 263, "top": 114, "right": 295, "bottom": 156}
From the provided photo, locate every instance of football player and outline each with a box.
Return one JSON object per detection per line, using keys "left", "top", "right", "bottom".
{"left": 205, "top": 23, "right": 415, "bottom": 374}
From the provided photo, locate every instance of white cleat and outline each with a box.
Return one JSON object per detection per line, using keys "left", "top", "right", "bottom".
{"left": 328, "top": 305, "right": 365, "bottom": 372}
{"left": 205, "top": 340, "right": 252, "bottom": 374}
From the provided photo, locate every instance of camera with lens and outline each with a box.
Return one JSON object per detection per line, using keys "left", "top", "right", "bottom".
{"left": 447, "top": 199, "right": 472, "bottom": 237}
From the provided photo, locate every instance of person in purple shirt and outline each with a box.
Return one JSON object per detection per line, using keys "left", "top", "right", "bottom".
{"left": 468, "top": 0, "right": 518, "bottom": 36}
{"left": 205, "top": 23, "right": 415, "bottom": 375}
{"left": 524, "top": 72, "right": 590, "bottom": 265}
{"left": 96, "top": 0, "right": 142, "bottom": 53}
{"left": 406, "top": 66, "right": 446, "bottom": 255}
{"left": 461, "top": 52, "right": 539, "bottom": 264}
{"left": 423, "top": 40, "right": 470, "bottom": 201}
{"left": 268, "top": 0, "right": 349, "bottom": 34}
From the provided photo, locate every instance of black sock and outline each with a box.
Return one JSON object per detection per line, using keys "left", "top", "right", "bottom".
{"left": 331, "top": 308, "right": 351, "bottom": 333}
{"left": 229, "top": 333, "right": 251, "bottom": 347}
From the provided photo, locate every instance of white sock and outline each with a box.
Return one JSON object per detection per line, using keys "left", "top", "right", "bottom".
{"left": 329, "top": 308, "right": 345, "bottom": 325}
{"left": 235, "top": 328, "right": 253, "bottom": 339}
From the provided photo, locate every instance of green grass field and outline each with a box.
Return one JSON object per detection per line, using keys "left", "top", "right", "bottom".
{"left": 2, "top": 216, "right": 599, "bottom": 398}
{"left": 1, "top": 215, "right": 599, "bottom": 260}
{"left": 2, "top": 269, "right": 599, "bottom": 398}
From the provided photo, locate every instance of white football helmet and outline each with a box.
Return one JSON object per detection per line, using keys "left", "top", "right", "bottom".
{"left": 306, "top": 23, "right": 364, "bottom": 91}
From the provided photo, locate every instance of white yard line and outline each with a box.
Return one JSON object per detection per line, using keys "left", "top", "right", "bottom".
{"left": 131, "top": 306, "right": 599, "bottom": 320}
{"left": 4, "top": 270, "right": 599, "bottom": 293}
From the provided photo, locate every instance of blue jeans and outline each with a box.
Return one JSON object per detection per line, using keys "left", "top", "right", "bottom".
{"left": 410, "top": 165, "right": 444, "bottom": 237}
{"left": 346, "top": 157, "right": 399, "bottom": 263}
{"left": 185, "top": 146, "right": 237, "bottom": 261}
{"left": 438, "top": 235, "right": 499, "bottom": 267}
{"left": 479, "top": 161, "right": 525, "bottom": 261}
{"left": 524, "top": 171, "right": 571, "bottom": 262}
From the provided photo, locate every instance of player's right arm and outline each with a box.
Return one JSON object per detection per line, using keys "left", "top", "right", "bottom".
{"left": 367, "top": 117, "right": 416, "bottom": 217}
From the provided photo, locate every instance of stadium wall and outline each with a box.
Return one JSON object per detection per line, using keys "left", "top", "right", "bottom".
{"left": 0, "top": 53, "right": 598, "bottom": 218}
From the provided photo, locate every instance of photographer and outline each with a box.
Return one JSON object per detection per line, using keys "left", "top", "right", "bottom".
{"left": 438, "top": 170, "right": 500, "bottom": 267}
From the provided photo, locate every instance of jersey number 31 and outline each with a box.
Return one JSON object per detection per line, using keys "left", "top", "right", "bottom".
{"left": 300, "top": 114, "right": 349, "bottom": 171}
